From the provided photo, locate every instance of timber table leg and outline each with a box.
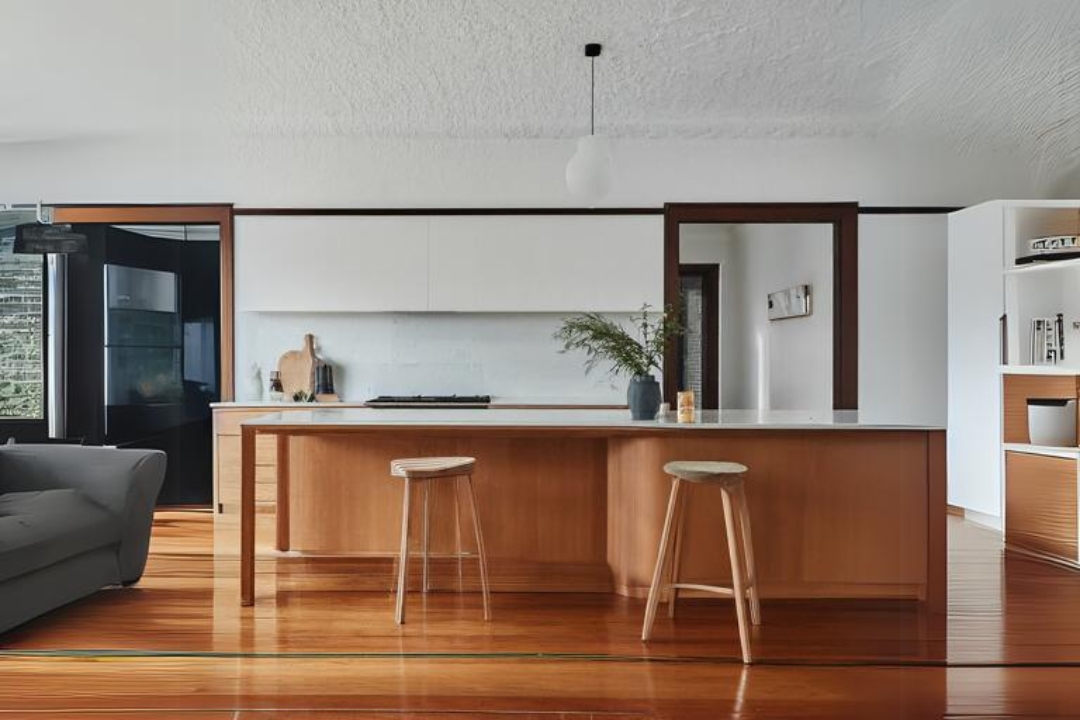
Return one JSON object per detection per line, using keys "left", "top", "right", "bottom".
{"left": 241, "top": 424, "right": 257, "bottom": 606}
{"left": 276, "top": 434, "right": 290, "bottom": 552}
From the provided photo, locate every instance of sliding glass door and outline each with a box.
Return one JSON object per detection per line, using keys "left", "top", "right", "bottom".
{"left": 0, "top": 209, "right": 48, "bottom": 441}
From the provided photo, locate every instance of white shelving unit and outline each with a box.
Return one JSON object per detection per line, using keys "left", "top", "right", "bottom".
{"left": 948, "top": 200, "right": 1080, "bottom": 520}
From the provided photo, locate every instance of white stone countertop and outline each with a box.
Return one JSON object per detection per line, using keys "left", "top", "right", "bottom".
{"left": 212, "top": 396, "right": 625, "bottom": 408}
{"left": 237, "top": 407, "right": 943, "bottom": 431}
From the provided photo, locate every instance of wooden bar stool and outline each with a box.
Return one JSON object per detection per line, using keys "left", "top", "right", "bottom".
{"left": 389, "top": 456, "right": 492, "bottom": 625}
{"left": 641, "top": 460, "right": 761, "bottom": 663}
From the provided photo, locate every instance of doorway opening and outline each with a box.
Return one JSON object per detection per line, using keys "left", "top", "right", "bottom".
{"left": 664, "top": 203, "right": 859, "bottom": 410}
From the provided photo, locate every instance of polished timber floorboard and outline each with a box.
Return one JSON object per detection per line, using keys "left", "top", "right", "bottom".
{"left": 2, "top": 513, "right": 1080, "bottom": 717}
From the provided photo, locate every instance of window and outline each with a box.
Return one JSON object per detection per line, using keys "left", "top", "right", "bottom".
{"left": 0, "top": 223, "right": 45, "bottom": 420}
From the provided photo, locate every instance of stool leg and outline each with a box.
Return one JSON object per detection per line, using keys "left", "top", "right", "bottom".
{"left": 735, "top": 483, "right": 761, "bottom": 626}
{"left": 721, "top": 486, "right": 752, "bottom": 663}
{"left": 422, "top": 481, "right": 431, "bottom": 594}
{"left": 667, "top": 487, "right": 687, "bottom": 619}
{"left": 395, "top": 478, "right": 412, "bottom": 625}
{"left": 453, "top": 479, "right": 464, "bottom": 593}
{"left": 642, "top": 477, "right": 683, "bottom": 642}
{"left": 463, "top": 475, "right": 492, "bottom": 621}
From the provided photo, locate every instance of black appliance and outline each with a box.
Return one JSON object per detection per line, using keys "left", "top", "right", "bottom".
{"left": 65, "top": 225, "right": 220, "bottom": 505}
{"left": 366, "top": 395, "right": 492, "bottom": 408}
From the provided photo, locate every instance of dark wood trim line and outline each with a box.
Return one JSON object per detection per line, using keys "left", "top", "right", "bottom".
{"left": 233, "top": 207, "right": 664, "bottom": 217}
{"left": 52, "top": 204, "right": 958, "bottom": 216}
{"left": 834, "top": 206, "right": 859, "bottom": 410}
{"left": 859, "top": 206, "right": 962, "bottom": 215}
{"left": 663, "top": 202, "right": 859, "bottom": 410}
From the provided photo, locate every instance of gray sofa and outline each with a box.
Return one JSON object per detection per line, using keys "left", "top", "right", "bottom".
{"left": 0, "top": 444, "right": 166, "bottom": 634}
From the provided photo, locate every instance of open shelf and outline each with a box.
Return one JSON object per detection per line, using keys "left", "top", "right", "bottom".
{"left": 1006, "top": 257, "right": 1080, "bottom": 275}
{"left": 1000, "top": 365, "right": 1080, "bottom": 376}
{"left": 1004, "top": 443, "right": 1080, "bottom": 459}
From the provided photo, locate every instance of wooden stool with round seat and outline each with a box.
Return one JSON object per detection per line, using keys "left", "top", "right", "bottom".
{"left": 641, "top": 460, "right": 761, "bottom": 663}
{"left": 388, "top": 456, "right": 492, "bottom": 625}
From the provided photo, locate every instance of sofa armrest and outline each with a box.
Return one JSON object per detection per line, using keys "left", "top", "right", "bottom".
{"left": 0, "top": 445, "right": 166, "bottom": 583}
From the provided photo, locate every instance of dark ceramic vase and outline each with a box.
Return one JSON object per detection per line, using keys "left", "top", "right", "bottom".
{"left": 627, "top": 374, "right": 662, "bottom": 420}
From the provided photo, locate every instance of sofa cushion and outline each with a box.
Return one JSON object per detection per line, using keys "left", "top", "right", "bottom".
{"left": 0, "top": 489, "right": 121, "bottom": 583}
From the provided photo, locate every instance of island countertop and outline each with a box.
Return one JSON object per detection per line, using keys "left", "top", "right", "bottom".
{"left": 238, "top": 407, "right": 943, "bottom": 431}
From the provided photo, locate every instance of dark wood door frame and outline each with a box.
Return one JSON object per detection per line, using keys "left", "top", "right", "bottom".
{"left": 664, "top": 202, "right": 859, "bottom": 410}
{"left": 678, "top": 264, "right": 720, "bottom": 410}
{"left": 51, "top": 204, "right": 235, "bottom": 400}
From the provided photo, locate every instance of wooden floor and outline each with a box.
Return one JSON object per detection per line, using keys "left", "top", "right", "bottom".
{"left": 2, "top": 512, "right": 1080, "bottom": 718}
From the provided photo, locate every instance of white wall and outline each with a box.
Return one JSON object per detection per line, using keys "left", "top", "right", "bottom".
{"left": 734, "top": 224, "right": 833, "bottom": 410}
{"left": 679, "top": 223, "right": 833, "bottom": 411}
{"left": 0, "top": 132, "right": 1045, "bottom": 418}
{"left": 859, "top": 215, "right": 948, "bottom": 426}
{"left": 682, "top": 217, "right": 950, "bottom": 422}
{"left": 0, "top": 135, "right": 1044, "bottom": 208}
{"left": 235, "top": 312, "right": 627, "bottom": 403}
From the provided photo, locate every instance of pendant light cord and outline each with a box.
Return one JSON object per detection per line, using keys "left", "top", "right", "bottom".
{"left": 590, "top": 55, "right": 595, "bottom": 136}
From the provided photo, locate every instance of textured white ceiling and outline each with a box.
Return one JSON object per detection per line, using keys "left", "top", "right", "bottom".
{"left": 2, "top": 0, "right": 1078, "bottom": 175}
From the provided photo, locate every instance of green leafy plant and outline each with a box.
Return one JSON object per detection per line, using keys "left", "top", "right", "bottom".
{"left": 554, "top": 304, "right": 683, "bottom": 378}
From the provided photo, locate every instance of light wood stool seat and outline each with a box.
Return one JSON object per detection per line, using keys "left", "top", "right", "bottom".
{"left": 388, "top": 456, "right": 491, "bottom": 625}
{"left": 662, "top": 460, "right": 748, "bottom": 483}
{"left": 642, "top": 460, "right": 760, "bottom": 663}
{"left": 391, "top": 456, "right": 476, "bottom": 479}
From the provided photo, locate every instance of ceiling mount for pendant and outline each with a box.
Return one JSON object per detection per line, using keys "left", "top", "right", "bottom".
{"left": 566, "top": 41, "right": 613, "bottom": 205}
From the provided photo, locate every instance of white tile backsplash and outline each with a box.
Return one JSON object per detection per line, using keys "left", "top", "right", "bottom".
{"left": 235, "top": 312, "right": 630, "bottom": 403}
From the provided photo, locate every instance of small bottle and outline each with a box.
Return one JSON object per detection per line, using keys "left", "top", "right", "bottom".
{"left": 268, "top": 371, "right": 284, "bottom": 402}
{"left": 677, "top": 390, "right": 695, "bottom": 423}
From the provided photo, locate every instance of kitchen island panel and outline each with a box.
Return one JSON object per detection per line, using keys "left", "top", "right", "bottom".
{"left": 286, "top": 434, "right": 608, "bottom": 562}
{"left": 230, "top": 408, "right": 945, "bottom": 608}
{"left": 608, "top": 431, "right": 931, "bottom": 600}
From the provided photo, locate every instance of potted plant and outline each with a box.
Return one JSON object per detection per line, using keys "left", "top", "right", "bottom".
{"left": 555, "top": 304, "right": 683, "bottom": 420}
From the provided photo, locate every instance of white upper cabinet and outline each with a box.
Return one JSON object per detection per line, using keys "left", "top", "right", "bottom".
{"left": 234, "top": 216, "right": 430, "bottom": 312}
{"left": 428, "top": 215, "right": 664, "bottom": 312}
{"left": 235, "top": 214, "right": 664, "bottom": 313}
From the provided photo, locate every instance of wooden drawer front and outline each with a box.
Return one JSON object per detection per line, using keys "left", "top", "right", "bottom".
{"left": 1003, "top": 375, "right": 1079, "bottom": 444}
{"left": 219, "top": 474, "right": 278, "bottom": 507}
{"left": 216, "top": 435, "right": 278, "bottom": 513}
{"left": 218, "top": 434, "right": 276, "bottom": 466}
{"left": 1006, "top": 451, "right": 1078, "bottom": 561}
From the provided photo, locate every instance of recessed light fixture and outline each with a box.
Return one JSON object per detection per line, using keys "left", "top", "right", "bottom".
{"left": 565, "top": 42, "right": 613, "bottom": 205}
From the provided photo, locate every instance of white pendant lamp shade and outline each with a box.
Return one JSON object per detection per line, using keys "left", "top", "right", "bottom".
{"left": 566, "top": 42, "right": 613, "bottom": 204}
{"left": 566, "top": 134, "right": 613, "bottom": 204}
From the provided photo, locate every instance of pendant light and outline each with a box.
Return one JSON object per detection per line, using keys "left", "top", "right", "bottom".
{"left": 565, "top": 42, "right": 613, "bottom": 204}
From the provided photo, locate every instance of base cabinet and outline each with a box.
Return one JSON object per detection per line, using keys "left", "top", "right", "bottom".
{"left": 214, "top": 409, "right": 283, "bottom": 514}
{"left": 1005, "top": 451, "right": 1080, "bottom": 566}
{"left": 1001, "top": 373, "right": 1080, "bottom": 569}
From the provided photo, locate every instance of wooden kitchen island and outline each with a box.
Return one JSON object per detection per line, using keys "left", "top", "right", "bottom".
{"left": 231, "top": 408, "right": 945, "bottom": 612}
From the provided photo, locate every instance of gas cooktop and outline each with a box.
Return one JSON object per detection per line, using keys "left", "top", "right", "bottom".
{"left": 365, "top": 395, "right": 492, "bottom": 408}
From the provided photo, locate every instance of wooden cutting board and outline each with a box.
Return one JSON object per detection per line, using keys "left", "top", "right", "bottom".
{"left": 277, "top": 334, "right": 317, "bottom": 397}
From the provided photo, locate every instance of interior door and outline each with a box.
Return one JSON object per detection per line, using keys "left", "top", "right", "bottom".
{"left": 0, "top": 209, "right": 49, "bottom": 442}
